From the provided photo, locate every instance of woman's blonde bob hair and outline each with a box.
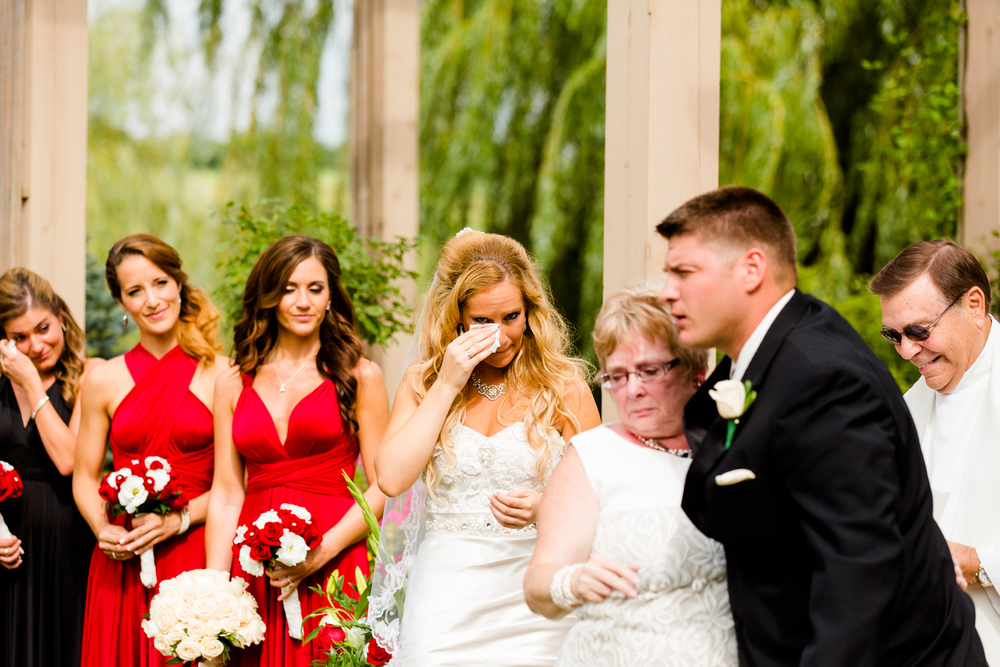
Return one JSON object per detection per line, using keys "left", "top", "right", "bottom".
{"left": 410, "top": 230, "right": 587, "bottom": 489}
{"left": 592, "top": 279, "right": 707, "bottom": 383}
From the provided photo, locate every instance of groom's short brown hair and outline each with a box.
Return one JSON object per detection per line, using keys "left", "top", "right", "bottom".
{"left": 656, "top": 186, "right": 798, "bottom": 284}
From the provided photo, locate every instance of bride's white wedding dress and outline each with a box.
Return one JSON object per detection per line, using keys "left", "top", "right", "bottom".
{"left": 394, "top": 422, "right": 573, "bottom": 667}
{"left": 556, "top": 425, "right": 737, "bottom": 667}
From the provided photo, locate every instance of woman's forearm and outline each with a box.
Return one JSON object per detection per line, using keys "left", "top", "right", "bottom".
{"left": 205, "top": 498, "right": 242, "bottom": 571}
{"left": 524, "top": 563, "right": 569, "bottom": 619}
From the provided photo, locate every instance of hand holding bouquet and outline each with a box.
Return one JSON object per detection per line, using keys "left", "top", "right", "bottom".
{"left": 0, "top": 461, "right": 23, "bottom": 540}
{"left": 234, "top": 504, "right": 322, "bottom": 639}
{"left": 99, "top": 455, "right": 188, "bottom": 588}
{"left": 142, "top": 568, "right": 265, "bottom": 666}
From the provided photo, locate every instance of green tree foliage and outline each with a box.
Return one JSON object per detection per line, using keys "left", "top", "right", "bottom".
{"left": 214, "top": 203, "right": 418, "bottom": 346}
{"left": 85, "top": 249, "right": 135, "bottom": 359}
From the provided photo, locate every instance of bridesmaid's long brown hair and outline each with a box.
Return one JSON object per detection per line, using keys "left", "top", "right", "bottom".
{"left": 233, "top": 235, "right": 363, "bottom": 437}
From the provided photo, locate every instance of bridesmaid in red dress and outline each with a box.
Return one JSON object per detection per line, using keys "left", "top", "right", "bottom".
{"left": 206, "top": 235, "right": 389, "bottom": 666}
{"left": 73, "top": 234, "right": 229, "bottom": 667}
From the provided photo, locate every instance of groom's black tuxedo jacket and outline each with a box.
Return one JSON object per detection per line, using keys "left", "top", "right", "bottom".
{"left": 682, "top": 290, "right": 985, "bottom": 667}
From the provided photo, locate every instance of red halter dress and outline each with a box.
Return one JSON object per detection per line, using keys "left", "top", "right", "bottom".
{"left": 231, "top": 374, "right": 368, "bottom": 667}
{"left": 80, "top": 345, "right": 214, "bottom": 667}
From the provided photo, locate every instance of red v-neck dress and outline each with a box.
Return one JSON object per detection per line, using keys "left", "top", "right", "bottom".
{"left": 80, "top": 345, "right": 215, "bottom": 667}
{"left": 231, "top": 373, "right": 368, "bottom": 667}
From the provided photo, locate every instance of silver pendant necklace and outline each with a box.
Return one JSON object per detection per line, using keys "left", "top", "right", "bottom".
{"left": 630, "top": 432, "right": 691, "bottom": 458}
{"left": 275, "top": 357, "right": 313, "bottom": 392}
{"left": 471, "top": 371, "right": 506, "bottom": 401}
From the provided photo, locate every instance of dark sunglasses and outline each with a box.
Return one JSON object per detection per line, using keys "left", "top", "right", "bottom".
{"left": 879, "top": 294, "right": 961, "bottom": 345}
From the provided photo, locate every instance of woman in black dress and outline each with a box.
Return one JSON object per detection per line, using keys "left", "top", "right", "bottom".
{"left": 0, "top": 268, "right": 102, "bottom": 667}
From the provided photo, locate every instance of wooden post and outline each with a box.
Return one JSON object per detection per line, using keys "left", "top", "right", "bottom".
{"left": 601, "top": 0, "right": 721, "bottom": 419}
{"left": 351, "top": 0, "right": 419, "bottom": 402}
{"left": 0, "top": 0, "right": 88, "bottom": 321}
{"left": 962, "top": 0, "right": 1000, "bottom": 256}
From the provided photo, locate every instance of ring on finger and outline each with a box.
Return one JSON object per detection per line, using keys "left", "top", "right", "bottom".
{"left": 467, "top": 347, "right": 475, "bottom": 358}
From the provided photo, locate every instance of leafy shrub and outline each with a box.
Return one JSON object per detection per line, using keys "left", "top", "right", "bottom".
{"left": 214, "top": 202, "right": 418, "bottom": 347}
{"left": 85, "top": 248, "right": 134, "bottom": 358}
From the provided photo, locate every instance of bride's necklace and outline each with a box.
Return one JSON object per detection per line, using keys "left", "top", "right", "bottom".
{"left": 471, "top": 371, "right": 505, "bottom": 401}
{"left": 630, "top": 431, "right": 691, "bottom": 458}
{"left": 274, "top": 356, "right": 314, "bottom": 392}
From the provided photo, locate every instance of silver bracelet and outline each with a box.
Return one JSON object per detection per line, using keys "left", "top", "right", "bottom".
{"left": 177, "top": 508, "right": 190, "bottom": 535}
{"left": 550, "top": 563, "right": 585, "bottom": 610}
{"left": 31, "top": 395, "right": 50, "bottom": 421}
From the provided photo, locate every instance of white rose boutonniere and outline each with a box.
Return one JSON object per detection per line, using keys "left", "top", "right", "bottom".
{"left": 708, "top": 379, "right": 757, "bottom": 450}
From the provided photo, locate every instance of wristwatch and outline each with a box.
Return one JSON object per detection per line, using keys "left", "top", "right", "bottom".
{"left": 977, "top": 564, "right": 993, "bottom": 588}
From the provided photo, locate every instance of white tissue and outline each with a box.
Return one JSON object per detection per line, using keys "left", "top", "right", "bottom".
{"left": 469, "top": 323, "right": 501, "bottom": 353}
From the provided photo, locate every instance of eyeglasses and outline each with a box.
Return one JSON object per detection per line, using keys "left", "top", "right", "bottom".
{"left": 879, "top": 295, "right": 961, "bottom": 345}
{"left": 598, "top": 359, "right": 681, "bottom": 389}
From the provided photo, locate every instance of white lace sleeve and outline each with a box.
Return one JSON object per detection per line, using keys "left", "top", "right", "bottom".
{"left": 369, "top": 477, "right": 427, "bottom": 654}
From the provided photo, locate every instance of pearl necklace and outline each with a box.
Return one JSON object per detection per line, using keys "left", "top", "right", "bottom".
{"left": 631, "top": 432, "right": 691, "bottom": 458}
{"left": 471, "top": 372, "right": 505, "bottom": 401}
{"left": 274, "top": 357, "right": 314, "bottom": 392}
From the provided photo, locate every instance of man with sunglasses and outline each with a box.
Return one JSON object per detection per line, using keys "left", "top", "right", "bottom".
{"left": 659, "top": 186, "right": 984, "bottom": 667}
{"left": 873, "top": 238, "right": 1000, "bottom": 662}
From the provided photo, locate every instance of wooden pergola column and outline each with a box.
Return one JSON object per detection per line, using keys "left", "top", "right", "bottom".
{"left": 0, "top": 0, "right": 87, "bottom": 318}
{"left": 351, "top": 0, "right": 419, "bottom": 400}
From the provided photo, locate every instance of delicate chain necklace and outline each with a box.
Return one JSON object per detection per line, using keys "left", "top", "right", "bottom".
{"left": 471, "top": 371, "right": 506, "bottom": 401}
{"left": 274, "top": 356, "right": 314, "bottom": 393}
{"left": 630, "top": 432, "right": 691, "bottom": 458}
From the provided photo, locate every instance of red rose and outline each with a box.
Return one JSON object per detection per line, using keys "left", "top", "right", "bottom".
{"left": 109, "top": 470, "right": 131, "bottom": 489}
{"left": 244, "top": 526, "right": 259, "bottom": 544}
{"left": 316, "top": 625, "right": 346, "bottom": 651}
{"left": 258, "top": 522, "right": 284, "bottom": 547}
{"left": 248, "top": 540, "right": 272, "bottom": 562}
{"left": 366, "top": 638, "right": 391, "bottom": 665}
{"left": 166, "top": 491, "right": 188, "bottom": 512}
{"left": 0, "top": 470, "right": 22, "bottom": 502}
{"left": 98, "top": 476, "right": 118, "bottom": 504}
{"left": 146, "top": 458, "right": 167, "bottom": 471}
{"left": 302, "top": 521, "right": 321, "bottom": 548}
{"left": 142, "top": 475, "right": 157, "bottom": 492}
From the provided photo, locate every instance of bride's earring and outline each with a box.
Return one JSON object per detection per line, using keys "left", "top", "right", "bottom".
{"left": 122, "top": 313, "right": 128, "bottom": 328}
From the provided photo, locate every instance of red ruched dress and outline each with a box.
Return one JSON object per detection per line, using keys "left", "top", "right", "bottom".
{"left": 231, "top": 374, "right": 368, "bottom": 666}
{"left": 80, "top": 345, "right": 214, "bottom": 667}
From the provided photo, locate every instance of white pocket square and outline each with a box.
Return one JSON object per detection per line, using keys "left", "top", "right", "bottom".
{"left": 715, "top": 469, "right": 756, "bottom": 486}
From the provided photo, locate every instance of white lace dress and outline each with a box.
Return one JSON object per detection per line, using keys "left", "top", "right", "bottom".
{"left": 557, "top": 425, "right": 737, "bottom": 667}
{"left": 393, "top": 422, "right": 574, "bottom": 667}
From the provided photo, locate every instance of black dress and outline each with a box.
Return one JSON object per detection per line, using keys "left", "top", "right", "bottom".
{"left": 0, "top": 376, "right": 94, "bottom": 667}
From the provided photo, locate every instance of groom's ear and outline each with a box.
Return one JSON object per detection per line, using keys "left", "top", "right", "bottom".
{"left": 737, "top": 247, "right": 768, "bottom": 294}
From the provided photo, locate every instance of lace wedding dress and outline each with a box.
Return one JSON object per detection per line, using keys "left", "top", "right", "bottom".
{"left": 556, "top": 425, "right": 737, "bottom": 667}
{"left": 391, "top": 422, "right": 574, "bottom": 667}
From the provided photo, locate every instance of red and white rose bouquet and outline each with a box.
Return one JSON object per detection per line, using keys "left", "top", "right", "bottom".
{"left": 233, "top": 503, "right": 322, "bottom": 639}
{"left": 99, "top": 455, "right": 188, "bottom": 587}
{"left": 0, "top": 461, "right": 23, "bottom": 540}
{"left": 142, "top": 568, "right": 265, "bottom": 666}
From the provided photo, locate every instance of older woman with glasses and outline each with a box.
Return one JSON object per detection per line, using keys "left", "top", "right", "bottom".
{"left": 872, "top": 238, "right": 1000, "bottom": 662}
{"left": 524, "top": 280, "right": 737, "bottom": 667}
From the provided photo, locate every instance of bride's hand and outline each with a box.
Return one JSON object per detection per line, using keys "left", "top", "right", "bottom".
{"left": 571, "top": 553, "right": 639, "bottom": 603}
{"left": 489, "top": 487, "right": 540, "bottom": 529}
{"left": 0, "top": 535, "right": 23, "bottom": 569}
{"left": 436, "top": 328, "right": 497, "bottom": 394}
{"left": 268, "top": 547, "right": 327, "bottom": 600}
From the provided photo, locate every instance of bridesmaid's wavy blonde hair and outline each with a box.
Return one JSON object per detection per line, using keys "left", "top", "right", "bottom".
{"left": 411, "top": 231, "right": 587, "bottom": 491}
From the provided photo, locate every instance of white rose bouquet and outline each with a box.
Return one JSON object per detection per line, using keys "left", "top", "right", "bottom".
{"left": 98, "top": 455, "right": 189, "bottom": 588}
{"left": 233, "top": 503, "right": 322, "bottom": 640}
{"left": 142, "top": 568, "right": 265, "bottom": 666}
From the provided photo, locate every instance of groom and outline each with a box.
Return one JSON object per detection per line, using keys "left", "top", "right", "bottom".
{"left": 658, "top": 186, "right": 984, "bottom": 666}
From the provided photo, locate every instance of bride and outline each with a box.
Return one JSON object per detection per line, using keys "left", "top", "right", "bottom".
{"left": 374, "top": 229, "right": 600, "bottom": 666}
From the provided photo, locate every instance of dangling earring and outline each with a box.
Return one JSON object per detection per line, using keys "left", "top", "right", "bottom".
{"left": 61, "top": 323, "right": 67, "bottom": 333}
{"left": 326, "top": 303, "right": 331, "bottom": 312}
{"left": 122, "top": 313, "right": 128, "bottom": 328}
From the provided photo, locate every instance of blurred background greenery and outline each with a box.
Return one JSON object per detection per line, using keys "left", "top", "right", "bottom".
{"left": 87, "top": 0, "right": 967, "bottom": 391}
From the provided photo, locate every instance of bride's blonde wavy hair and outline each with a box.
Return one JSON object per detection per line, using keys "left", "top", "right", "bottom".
{"left": 411, "top": 231, "right": 587, "bottom": 491}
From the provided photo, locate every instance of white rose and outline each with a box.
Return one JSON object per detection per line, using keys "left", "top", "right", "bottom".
{"left": 175, "top": 639, "right": 202, "bottom": 662}
{"left": 236, "top": 605, "right": 255, "bottom": 625}
{"left": 233, "top": 525, "right": 248, "bottom": 545}
{"left": 279, "top": 503, "right": 312, "bottom": 522}
{"left": 0, "top": 461, "right": 12, "bottom": 472}
{"left": 238, "top": 545, "right": 265, "bottom": 577}
{"left": 252, "top": 510, "right": 281, "bottom": 528}
{"left": 220, "top": 616, "right": 242, "bottom": 635}
{"left": 107, "top": 467, "right": 131, "bottom": 489}
{"left": 344, "top": 625, "right": 366, "bottom": 649}
{"left": 246, "top": 618, "right": 267, "bottom": 643}
{"left": 152, "top": 635, "right": 172, "bottom": 656}
{"left": 117, "top": 475, "right": 148, "bottom": 513}
{"left": 146, "top": 468, "right": 170, "bottom": 493}
{"left": 229, "top": 575, "right": 249, "bottom": 593}
{"left": 275, "top": 532, "right": 309, "bottom": 567}
{"left": 175, "top": 603, "right": 198, "bottom": 623}
{"left": 152, "top": 606, "right": 179, "bottom": 632}
{"left": 166, "top": 623, "right": 187, "bottom": 644}
{"left": 708, "top": 379, "right": 747, "bottom": 419}
{"left": 194, "top": 597, "right": 219, "bottom": 620}
{"left": 216, "top": 592, "right": 239, "bottom": 617}
{"left": 144, "top": 455, "right": 172, "bottom": 473}
{"left": 185, "top": 619, "right": 208, "bottom": 640}
{"left": 199, "top": 636, "right": 226, "bottom": 659}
